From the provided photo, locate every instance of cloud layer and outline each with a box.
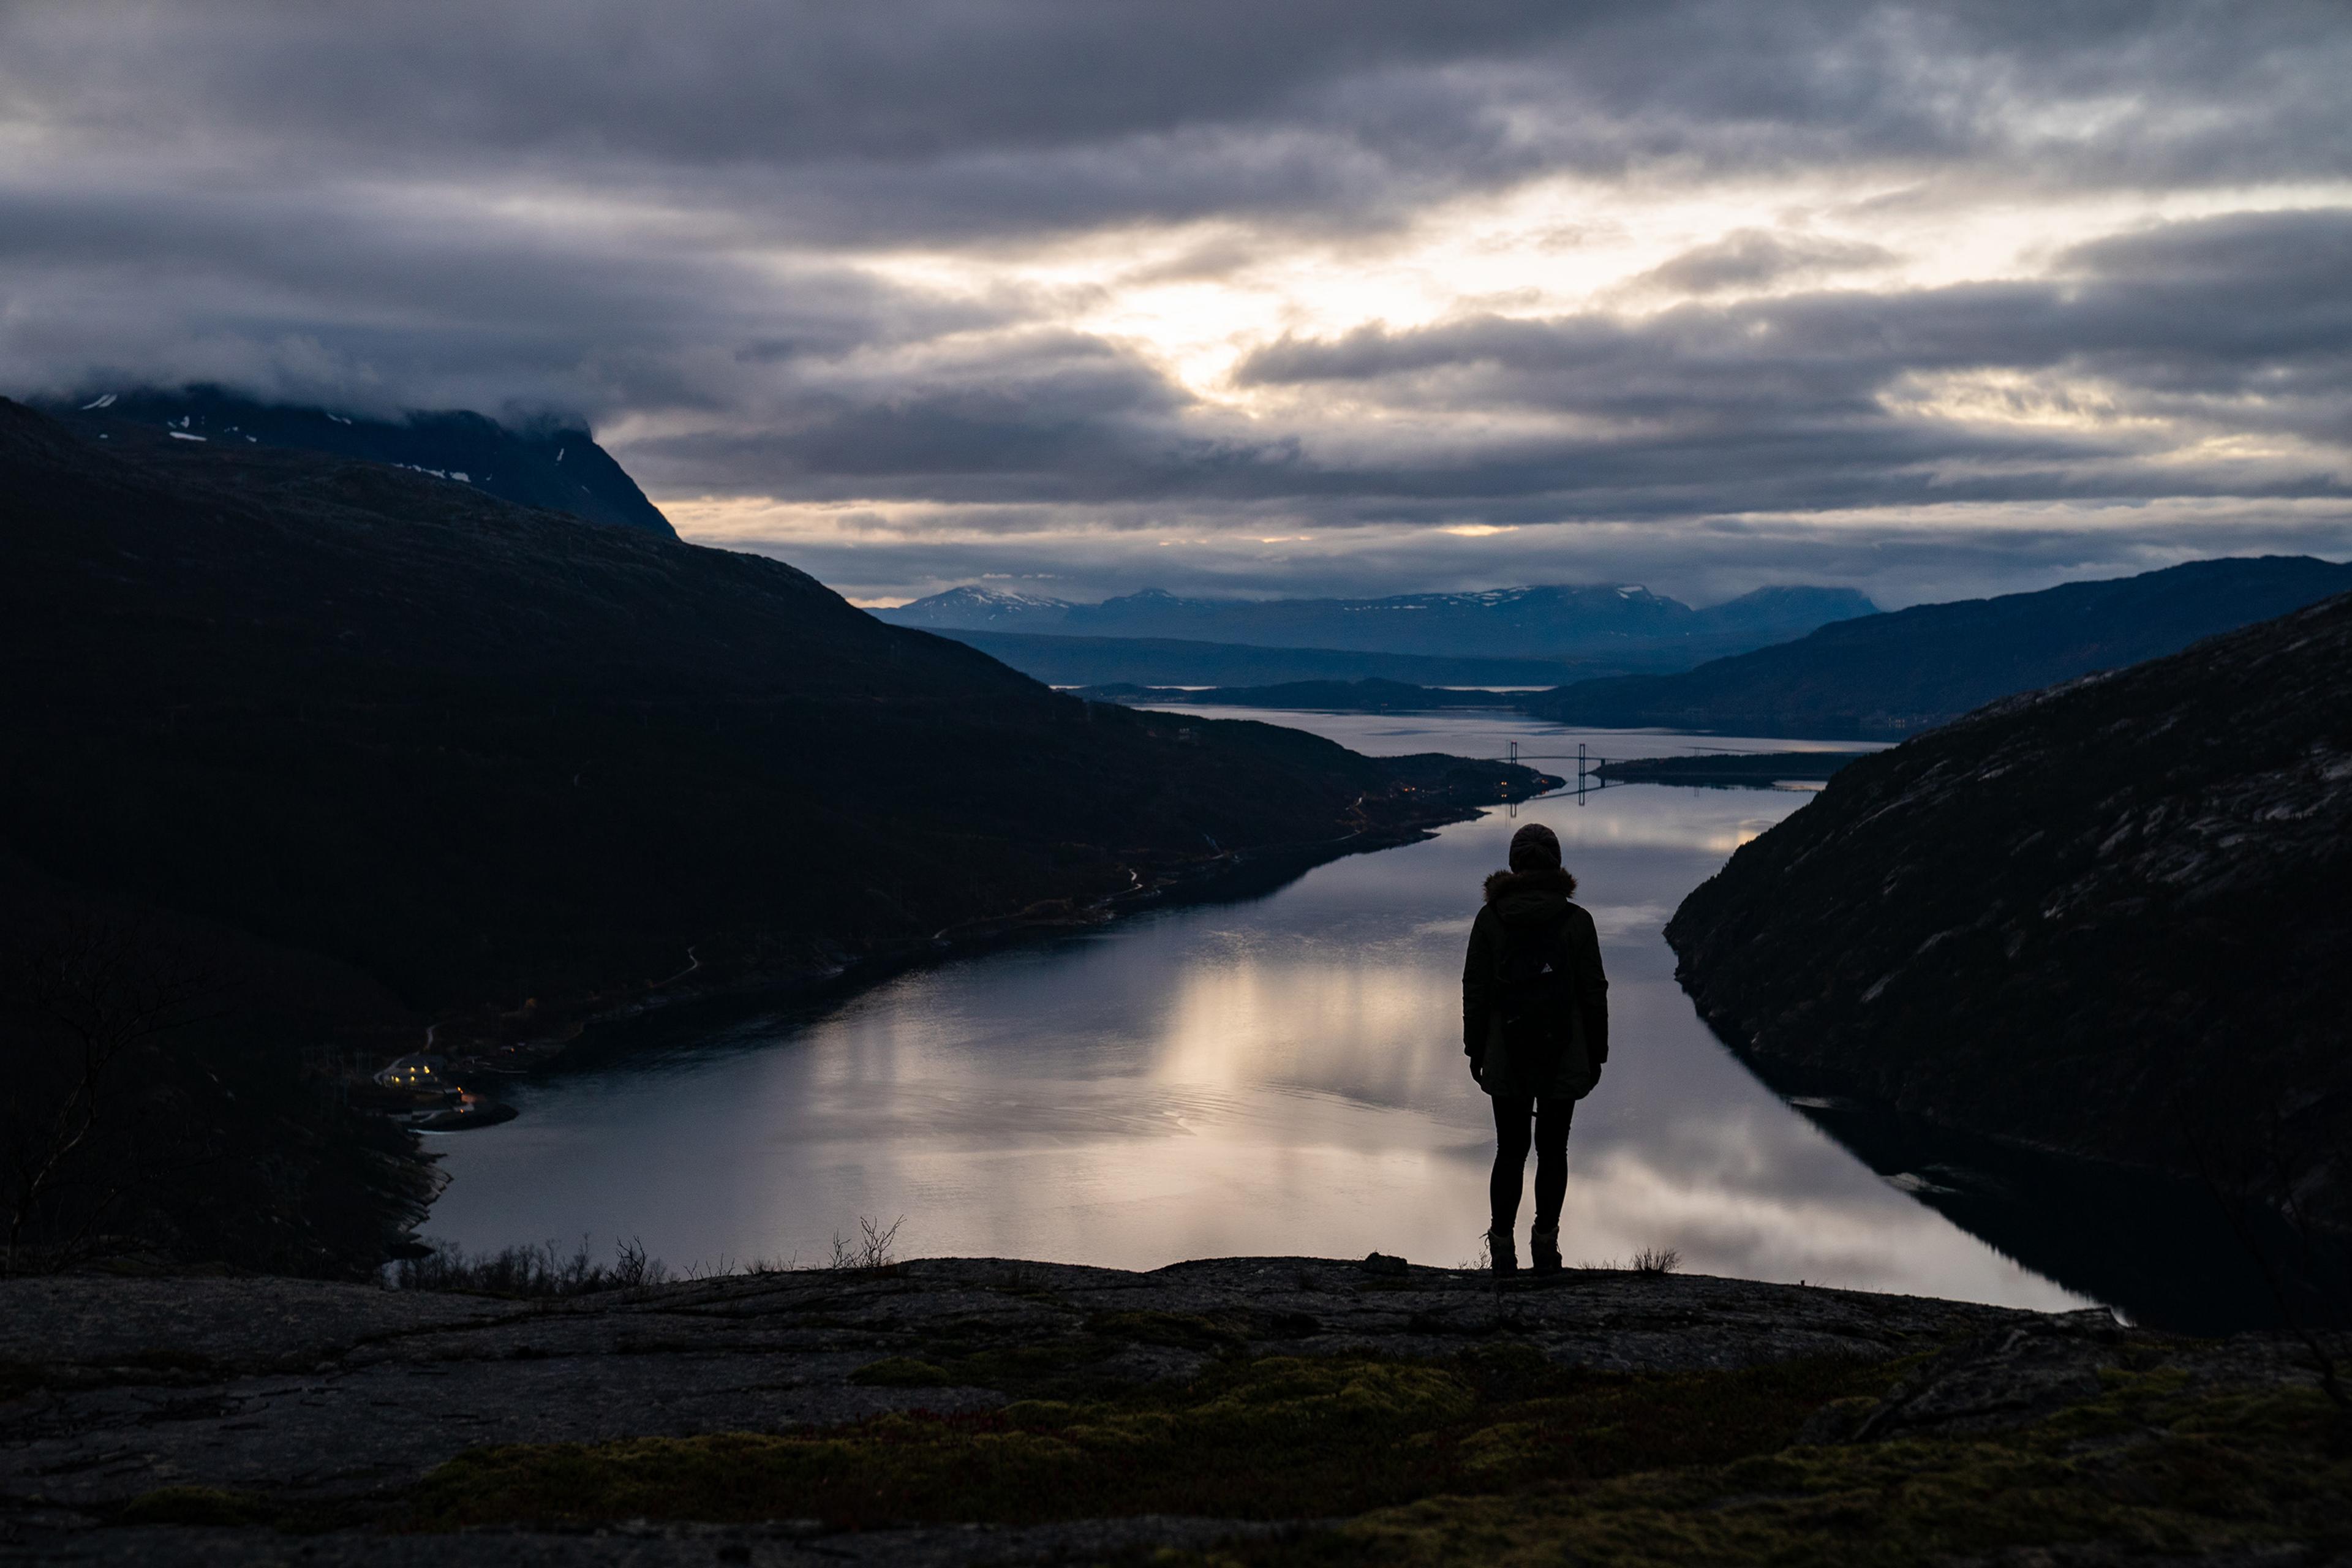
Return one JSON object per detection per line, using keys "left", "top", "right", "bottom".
{"left": 4, "top": 0, "right": 2348, "bottom": 605}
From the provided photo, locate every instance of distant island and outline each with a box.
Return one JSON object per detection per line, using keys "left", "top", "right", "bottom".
{"left": 1590, "top": 752, "right": 1872, "bottom": 786}
{"left": 1076, "top": 677, "right": 1522, "bottom": 711}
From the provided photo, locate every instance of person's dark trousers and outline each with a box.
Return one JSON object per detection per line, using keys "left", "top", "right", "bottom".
{"left": 1490, "top": 1096, "right": 1573, "bottom": 1270}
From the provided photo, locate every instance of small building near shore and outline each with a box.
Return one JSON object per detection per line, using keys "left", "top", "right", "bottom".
{"left": 375, "top": 1054, "right": 448, "bottom": 1089}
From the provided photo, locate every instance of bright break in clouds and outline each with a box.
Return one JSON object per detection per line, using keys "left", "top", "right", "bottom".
{"left": 3, "top": 0, "right": 2348, "bottom": 607}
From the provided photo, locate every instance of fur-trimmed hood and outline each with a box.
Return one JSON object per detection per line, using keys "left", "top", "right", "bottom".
{"left": 1482, "top": 865, "right": 1578, "bottom": 906}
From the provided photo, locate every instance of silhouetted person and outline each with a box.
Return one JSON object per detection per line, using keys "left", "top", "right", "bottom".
{"left": 1462, "top": 821, "right": 1608, "bottom": 1275}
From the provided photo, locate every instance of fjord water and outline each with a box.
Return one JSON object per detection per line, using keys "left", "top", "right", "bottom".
{"left": 428, "top": 710, "right": 2086, "bottom": 1313}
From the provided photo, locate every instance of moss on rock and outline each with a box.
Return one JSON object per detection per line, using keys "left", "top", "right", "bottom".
{"left": 1185, "top": 1376, "right": 2352, "bottom": 1567}
{"left": 404, "top": 1350, "right": 1905, "bottom": 1533}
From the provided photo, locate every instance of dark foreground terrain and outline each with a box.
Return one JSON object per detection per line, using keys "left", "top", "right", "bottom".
{"left": 1668, "top": 590, "right": 2352, "bottom": 1252}
{"left": 2, "top": 1257, "right": 2343, "bottom": 1566}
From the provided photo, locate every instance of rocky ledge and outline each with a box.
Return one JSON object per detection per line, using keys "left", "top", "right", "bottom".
{"left": 2, "top": 1257, "right": 2344, "bottom": 1566}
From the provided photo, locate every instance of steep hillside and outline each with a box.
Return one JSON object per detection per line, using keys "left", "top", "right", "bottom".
{"left": 44, "top": 385, "right": 676, "bottom": 537}
{"left": 1524, "top": 557, "right": 2352, "bottom": 738}
{"left": 1665, "top": 591, "right": 2352, "bottom": 1232}
{"left": 0, "top": 399, "right": 1548, "bottom": 1031}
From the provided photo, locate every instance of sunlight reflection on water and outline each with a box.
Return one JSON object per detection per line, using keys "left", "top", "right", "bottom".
{"left": 428, "top": 710, "right": 2087, "bottom": 1312}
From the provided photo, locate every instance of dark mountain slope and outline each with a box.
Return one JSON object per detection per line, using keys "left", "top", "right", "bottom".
{"left": 43, "top": 385, "right": 676, "bottom": 537}
{"left": 1523, "top": 557, "right": 2352, "bottom": 738}
{"left": 0, "top": 399, "right": 1547, "bottom": 1028}
{"left": 1665, "top": 591, "right": 2352, "bottom": 1233}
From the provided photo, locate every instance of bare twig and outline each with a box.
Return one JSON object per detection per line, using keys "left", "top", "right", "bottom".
{"left": 829, "top": 1215, "right": 903, "bottom": 1272}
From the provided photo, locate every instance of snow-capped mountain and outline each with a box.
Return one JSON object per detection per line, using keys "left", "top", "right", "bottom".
{"left": 874, "top": 586, "right": 1078, "bottom": 630}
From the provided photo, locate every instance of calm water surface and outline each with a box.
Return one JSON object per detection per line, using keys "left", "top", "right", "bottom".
{"left": 429, "top": 711, "right": 2089, "bottom": 1313}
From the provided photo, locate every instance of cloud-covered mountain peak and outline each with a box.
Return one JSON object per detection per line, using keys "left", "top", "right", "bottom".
{"left": 38, "top": 386, "right": 676, "bottom": 538}
{"left": 9, "top": 3, "right": 2348, "bottom": 605}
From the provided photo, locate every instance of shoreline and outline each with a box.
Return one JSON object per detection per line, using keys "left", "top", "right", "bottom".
{"left": 368, "top": 771, "right": 1562, "bottom": 1118}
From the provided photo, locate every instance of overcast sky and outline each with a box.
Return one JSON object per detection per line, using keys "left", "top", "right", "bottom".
{"left": 4, "top": 1, "right": 2349, "bottom": 608}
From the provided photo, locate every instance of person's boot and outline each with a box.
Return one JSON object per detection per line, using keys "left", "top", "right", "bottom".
{"left": 1488, "top": 1226, "right": 1518, "bottom": 1276}
{"left": 1530, "top": 1222, "right": 1562, "bottom": 1276}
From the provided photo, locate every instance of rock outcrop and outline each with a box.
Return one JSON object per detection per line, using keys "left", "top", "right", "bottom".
{"left": 2, "top": 1259, "right": 2340, "bottom": 1565}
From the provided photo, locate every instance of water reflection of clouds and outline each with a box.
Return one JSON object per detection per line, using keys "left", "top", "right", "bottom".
{"left": 1154, "top": 959, "right": 1453, "bottom": 1112}
{"left": 431, "top": 715, "right": 2083, "bottom": 1314}
{"left": 1585, "top": 902, "right": 1677, "bottom": 939}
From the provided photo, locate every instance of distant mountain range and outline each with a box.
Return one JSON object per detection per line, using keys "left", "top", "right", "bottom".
{"left": 912, "top": 631, "right": 1603, "bottom": 689}
{"left": 1060, "top": 556, "right": 2352, "bottom": 740}
{"left": 884, "top": 586, "right": 1080, "bottom": 632}
{"left": 878, "top": 582, "right": 1876, "bottom": 663}
{"left": 1521, "top": 556, "right": 2352, "bottom": 738}
{"left": 39, "top": 385, "right": 676, "bottom": 538}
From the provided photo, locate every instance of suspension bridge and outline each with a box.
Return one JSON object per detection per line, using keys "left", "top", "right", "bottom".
{"left": 1491, "top": 738, "right": 1869, "bottom": 811}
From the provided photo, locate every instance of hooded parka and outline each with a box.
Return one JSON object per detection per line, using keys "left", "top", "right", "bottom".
{"left": 1461, "top": 864, "right": 1610, "bottom": 1100}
